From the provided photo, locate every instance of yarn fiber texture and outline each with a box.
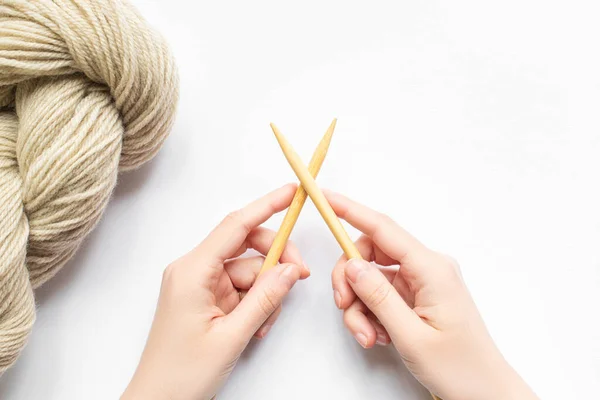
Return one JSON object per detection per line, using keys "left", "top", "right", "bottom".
{"left": 0, "top": 0, "right": 179, "bottom": 373}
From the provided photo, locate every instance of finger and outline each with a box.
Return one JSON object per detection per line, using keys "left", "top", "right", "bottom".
{"left": 332, "top": 235, "right": 371, "bottom": 309}
{"left": 323, "top": 190, "right": 430, "bottom": 266}
{"left": 225, "top": 256, "right": 265, "bottom": 290}
{"left": 344, "top": 258, "right": 426, "bottom": 349}
{"left": 392, "top": 269, "right": 415, "bottom": 308}
{"left": 343, "top": 298, "right": 377, "bottom": 348}
{"left": 372, "top": 242, "right": 398, "bottom": 267}
{"left": 341, "top": 300, "right": 390, "bottom": 347}
{"left": 226, "top": 255, "right": 309, "bottom": 291}
{"left": 254, "top": 305, "right": 282, "bottom": 339}
{"left": 336, "top": 264, "right": 409, "bottom": 306}
{"left": 378, "top": 266, "right": 414, "bottom": 307}
{"left": 231, "top": 227, "right": 309, "bottom": 277}
{"left": 191, "top": 184, "right": 297, "bottom": 270}
{"left": 333, "top": 235, "right": 398, "bottom": 310}
{"left": 225, "top": 263, "right": 303, "bottom": 341}
{"left": 380, "top": 268, "right": 396, "bottom": 282}
{"left": 368, "top": 314, "right": 392, "bottom": 346}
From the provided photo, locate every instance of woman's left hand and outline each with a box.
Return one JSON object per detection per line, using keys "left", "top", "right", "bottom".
{"left": 121, "top": 184, "right": 310, "bottom": 400}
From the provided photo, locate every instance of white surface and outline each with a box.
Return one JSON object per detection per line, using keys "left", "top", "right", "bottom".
{"left": 2, "top": 1, "right": 600, "bottom": 399}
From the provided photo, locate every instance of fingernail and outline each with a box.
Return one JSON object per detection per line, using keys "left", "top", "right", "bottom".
{"left": 345, "top": 258, "right": 368, "bottom": 284}
{"left": 258, "top": 324, "right": 273, "bottom": 338}
{"left": 334, "top": 290, "right": 342, "bottom": 309}
{"left": 280, "top": 264, "right": 297, "bottom": 286}
{"left": 355, "top": 333, "right": 368, "bottom": 348}
{"left": 282, "top": 264, "right": 295, "bottom": 276}
{"left": 376, "top": 333, "right": 388, "bottom": 346}
{"left": 302, "top": 262, "right": 311, "bottom": 275}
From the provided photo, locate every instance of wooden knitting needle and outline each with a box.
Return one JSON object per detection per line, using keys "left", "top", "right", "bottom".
{"left": 271, "top": 123, "right": 441, "bottom": 400}
{"left": 258, "top": 119, "right": 337, "bottom": 276}
{"left": 270, "top": 123, "right": 362, "bottom": 260}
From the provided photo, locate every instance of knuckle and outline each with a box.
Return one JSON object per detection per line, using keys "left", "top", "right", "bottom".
{"left": 443, "top": 254, "right": 460, "bottom": 270}
{"left": 365, "top": 280, "right": 392, "bottom": 309}
{"left": 357, "top": 233, "right": 370, "bottom": 243}
{"left": 257, "top": 286, "right": 279, "bottom": 317}
{"left": 225, "top": 209, "right": 243, "bottom": 222}
{"left": 224, "top": 209, "right": 250, "bottom": 234}
{"left": 342, "top": 310, "right": 353, "bottom": 329}
{"left": 282, "top": 239, "right": 299, "bottom": 257}
{"left": 332, "top": 263, "right": 346, "bottom": 289}
{"left": 371, "top": 214, "right": 394, "bottom": 243}
{"left": 379, "top": 213, "right": 394, "bottom": 225}
{"left": 332, "top": 262, "right": 343, "bottom": 278}
{"left": 331, "top": 271, "right": 337, "bottom": 288}
{"left": 254, "top": 256, "right": 266, "bottom": 268}
{"left": 161, "top": 260, "right": 190, "bottom": 295}
{"left": 342, "top": 304, "right": 362, "bottom": 329}
{"left": 162, "top": 261, "right": 180, "bottom": 284}
{"left": 435, "top": 253, "right": 463, "bottom": 282}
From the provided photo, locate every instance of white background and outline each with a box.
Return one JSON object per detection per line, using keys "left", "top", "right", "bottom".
{"left": 2, "top": 0, "right": 600, "bottom": 399}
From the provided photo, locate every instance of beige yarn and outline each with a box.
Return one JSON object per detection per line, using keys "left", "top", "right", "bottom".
{"left": 0, "top": 0, "right": 179, "bottom": 373}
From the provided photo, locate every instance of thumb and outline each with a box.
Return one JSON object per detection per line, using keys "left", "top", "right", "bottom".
{"left": 226, "top": 263, "right": 303, "bottom": 341}
{"left": 344, "top": 259, "right": 425, "bottom": 347}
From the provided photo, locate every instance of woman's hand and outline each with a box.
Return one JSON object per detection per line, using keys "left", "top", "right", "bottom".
{"left": 326, "top": 190, "right": 538, "bottom": 400}
{"left": 122, "top": 184, "right": 310, "bottom": 400}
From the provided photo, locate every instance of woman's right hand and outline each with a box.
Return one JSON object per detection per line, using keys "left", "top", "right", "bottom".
{"left": 325, "top": 190, "right": 539, "bottom": 400}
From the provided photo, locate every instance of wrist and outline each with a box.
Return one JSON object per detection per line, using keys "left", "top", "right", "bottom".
{"left": 484, "top": 355, "right": 539, "bottom": 400}
{"left": 121, "top": 371, "right": 170, "bottom": 400}
{"left": 442, "top": 346, "right": 538, "bottom": 400}
{"left": 122, "top": 364, "right": 218, "bottom": 400}
{"left": 494, "top": 367, "right": 538, "bottom": 400}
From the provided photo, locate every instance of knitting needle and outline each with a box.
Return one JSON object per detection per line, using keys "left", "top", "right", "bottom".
{"left": 271, "top": 123, "right": 441, "bottom": 400}
{"left": 258, "top": 119, "right": 337, "bottom": 276}
{"left": 270, "top": 123, "right": 361, "bottom": 260}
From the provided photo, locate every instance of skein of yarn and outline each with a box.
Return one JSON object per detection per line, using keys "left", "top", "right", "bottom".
{"left": 0, "top": 0, "right": 179, "bottom": 374}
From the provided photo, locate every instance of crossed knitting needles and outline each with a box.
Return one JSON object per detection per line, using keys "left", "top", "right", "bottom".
{"left": 258, "top": 119, "right": 359, "bottom": 276}
{"left": 259, "top": 120, "right": 441, "bottom": 400}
